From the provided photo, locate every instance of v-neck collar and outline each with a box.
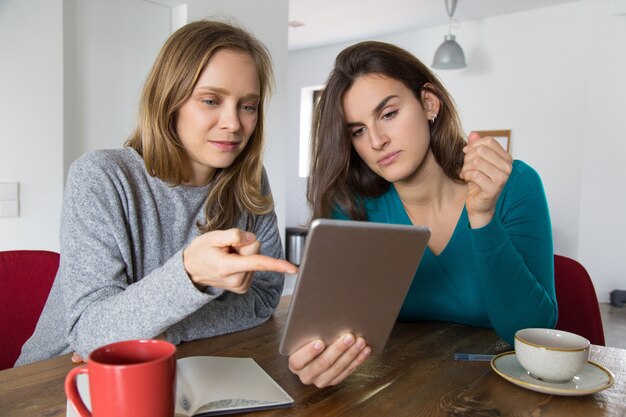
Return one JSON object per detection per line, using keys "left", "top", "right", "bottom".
{"left": 390, "top": 184, "right": 467, "bottom": 258}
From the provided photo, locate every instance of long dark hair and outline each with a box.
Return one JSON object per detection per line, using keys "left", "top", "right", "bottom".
{"left": 307, "top": 41, "right": 466, "bottom": 221}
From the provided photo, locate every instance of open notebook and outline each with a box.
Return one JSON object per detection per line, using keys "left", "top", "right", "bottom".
{"left": 66, "top": 356, "right": 294, "bottom": 417}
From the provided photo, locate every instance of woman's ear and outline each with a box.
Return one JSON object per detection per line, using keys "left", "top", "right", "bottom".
{"left": 421, "top": 86, "right": 441, "bottom": 122}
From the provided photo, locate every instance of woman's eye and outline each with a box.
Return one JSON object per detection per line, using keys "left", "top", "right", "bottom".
{"left": 381, "top": 110, "right": 398, "bottom": 120}
{"left": 240, "top": 104, "right": 258, "bottom": 113}
{"left": 201, "top": 99, "right": 218, "bottom": 106}
{"left": 351, "top": 127, "right": 365, "bottom": 138}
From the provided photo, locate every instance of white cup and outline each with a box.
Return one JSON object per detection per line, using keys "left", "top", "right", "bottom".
{"left": 514, "top": 328, "right": 590, "bottom": 383}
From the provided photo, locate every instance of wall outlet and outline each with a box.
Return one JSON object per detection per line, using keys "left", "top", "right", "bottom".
{"left": 0, "top": 200, "right": 19, "bottom": 217}
{"left": 0, "top": 182, "right": 19, "bottom": 201}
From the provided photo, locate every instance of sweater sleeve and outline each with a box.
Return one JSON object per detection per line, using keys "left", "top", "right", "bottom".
{"left": 164, "top": 202, "right": 284, "bottom": 343}
{"left": 469, "top": 161, "right": 557, "bottom": 344}
{"left": 60, "top": 158, "right": 213, "bottom": 357}
{"left": 61, "top": 157, "right": 282, "bottom": 357}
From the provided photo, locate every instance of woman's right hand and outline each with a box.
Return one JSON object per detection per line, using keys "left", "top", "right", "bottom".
{"left": 288, "top": 333, "right": 371, "bottom": 388}
{"left": 183, "top": 228, "right": 297, "bottom": 293}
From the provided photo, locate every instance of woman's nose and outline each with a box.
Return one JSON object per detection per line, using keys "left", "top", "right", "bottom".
{"left": 369, "top": 126, "right": 389, "bottom": 151}
{"left": 219, "top": 106, "right": 242, "bottom": 132}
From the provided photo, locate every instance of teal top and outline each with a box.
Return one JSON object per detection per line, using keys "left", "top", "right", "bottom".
{"left": 335, "top": 160, "right": 557, "bottom": 345}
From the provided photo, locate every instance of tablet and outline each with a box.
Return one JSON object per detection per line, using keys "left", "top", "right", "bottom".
{"left": 279, "top": 218, "right": 431, "bottom": 356}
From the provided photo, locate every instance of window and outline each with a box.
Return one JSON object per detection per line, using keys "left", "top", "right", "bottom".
{"left": 298, "top": 85, "right": 324, "bottom": 178}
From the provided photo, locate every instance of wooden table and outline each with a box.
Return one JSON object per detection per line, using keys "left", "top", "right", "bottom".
{"left": 1, "top": 296, "right": 624, "bottom": 416}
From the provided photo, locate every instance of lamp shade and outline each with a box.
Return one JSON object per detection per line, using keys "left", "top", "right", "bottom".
{"left": 432, "top": 34, "right": 466, "bottom": 69}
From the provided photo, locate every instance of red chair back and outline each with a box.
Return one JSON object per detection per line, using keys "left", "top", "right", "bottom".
{"left": 0, "top": 250, "right": 59, "bottom": 370}
{"left": 554, "top": 254, "right": 605, "bottom": 346}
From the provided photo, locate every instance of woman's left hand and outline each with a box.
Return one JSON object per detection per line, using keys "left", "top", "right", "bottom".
{"left": 288, "top": 333, "right": 371, "bottom": 388}
{"left": 460, "top": 132, "right": 513, "bottom": 228}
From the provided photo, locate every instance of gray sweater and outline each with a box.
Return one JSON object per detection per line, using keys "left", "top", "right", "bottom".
{"left": 16, "top": 148, "right": 284, "bottom": 365}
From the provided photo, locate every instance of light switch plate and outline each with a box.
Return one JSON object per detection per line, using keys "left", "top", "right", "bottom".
{"left": 0, "top": 182, "right": 19, "bottom": 201}
{"left": 0, "top": 200, "right": 19, "bottom": 217}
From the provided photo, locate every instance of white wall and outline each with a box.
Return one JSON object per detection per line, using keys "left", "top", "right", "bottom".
{"left": 1, "top": 0, "right": 289, "bottom": 252}
{"left": 0, "top": 0, "right": 169, "bottom": 252}
{"left": 286, "top": 0, "right": 626, "bottom": 301}
{"left": 63, "top": 0, "right": 171, "bottom": 170}
{"left": 0, "top": 0, "right": 64, "bottom": 251}
{"left": 578, "top": 0, "right": 626, "bottom": 302}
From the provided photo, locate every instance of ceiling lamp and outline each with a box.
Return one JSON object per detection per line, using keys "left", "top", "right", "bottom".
{"left": 432, "top": 0, "right": 467, "bottom": 70}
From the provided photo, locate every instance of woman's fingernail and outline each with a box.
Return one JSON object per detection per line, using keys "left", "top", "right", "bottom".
{"left": 244, "top": 232, "right": 256, "bottom": 241}
{"left": 343, "top": 334, "right": 355, "bottom": 345}
{"left": 313, "top": 340, "right": 324, "bottom": 350}
{"left": 355, "top": 338, "right": 365, "bottom": 349}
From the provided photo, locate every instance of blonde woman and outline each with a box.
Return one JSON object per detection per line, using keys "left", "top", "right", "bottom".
{"left": 16, "top": 20, "right": 296, "bottom": 365}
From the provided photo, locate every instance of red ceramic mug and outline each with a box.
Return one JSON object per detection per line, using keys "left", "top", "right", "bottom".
{"left": 65, "top": 339, "right": 177, "bottom": 417}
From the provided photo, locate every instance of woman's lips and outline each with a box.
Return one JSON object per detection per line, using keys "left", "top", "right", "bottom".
{"left": 378, "top": 151, "right": 400, "bottom": 167}
{"left": 210, "top": 141, "right": 240, "bottom": 151}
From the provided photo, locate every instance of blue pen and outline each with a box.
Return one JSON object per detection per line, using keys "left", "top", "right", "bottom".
{"left": 453, "top": 353, "right": 495, "bottom": 361}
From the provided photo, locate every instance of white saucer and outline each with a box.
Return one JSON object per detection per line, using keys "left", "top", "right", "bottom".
{"left": 491, "top": 351, "right": 614, "bottom": 396}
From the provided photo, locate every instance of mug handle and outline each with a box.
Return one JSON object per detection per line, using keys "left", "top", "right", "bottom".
{"left": 64, "top": 366, "right": 92, "bottom": 417}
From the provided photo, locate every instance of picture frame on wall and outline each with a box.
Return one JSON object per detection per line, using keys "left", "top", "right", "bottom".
{"left": 475, "top": 130, "right": 511, "bottom": 153}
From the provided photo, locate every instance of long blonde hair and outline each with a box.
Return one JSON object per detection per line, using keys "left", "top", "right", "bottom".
{"left": 125, "top": 20, "right": 274, "bottom": 232}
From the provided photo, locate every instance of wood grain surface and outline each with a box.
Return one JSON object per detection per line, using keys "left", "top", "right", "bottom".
{"left": 1, "top": 296, "right": 624, "bottom": 417}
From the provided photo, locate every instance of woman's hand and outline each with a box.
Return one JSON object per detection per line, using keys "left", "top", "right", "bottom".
{"left": 460, "top": 132, "right": 513, "bottom": 228}
{"left": 288, "top": 333, "right": 371, "bottom": 388}
{"left": 183, "top": 228, "right": 297, "bottom": 293}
